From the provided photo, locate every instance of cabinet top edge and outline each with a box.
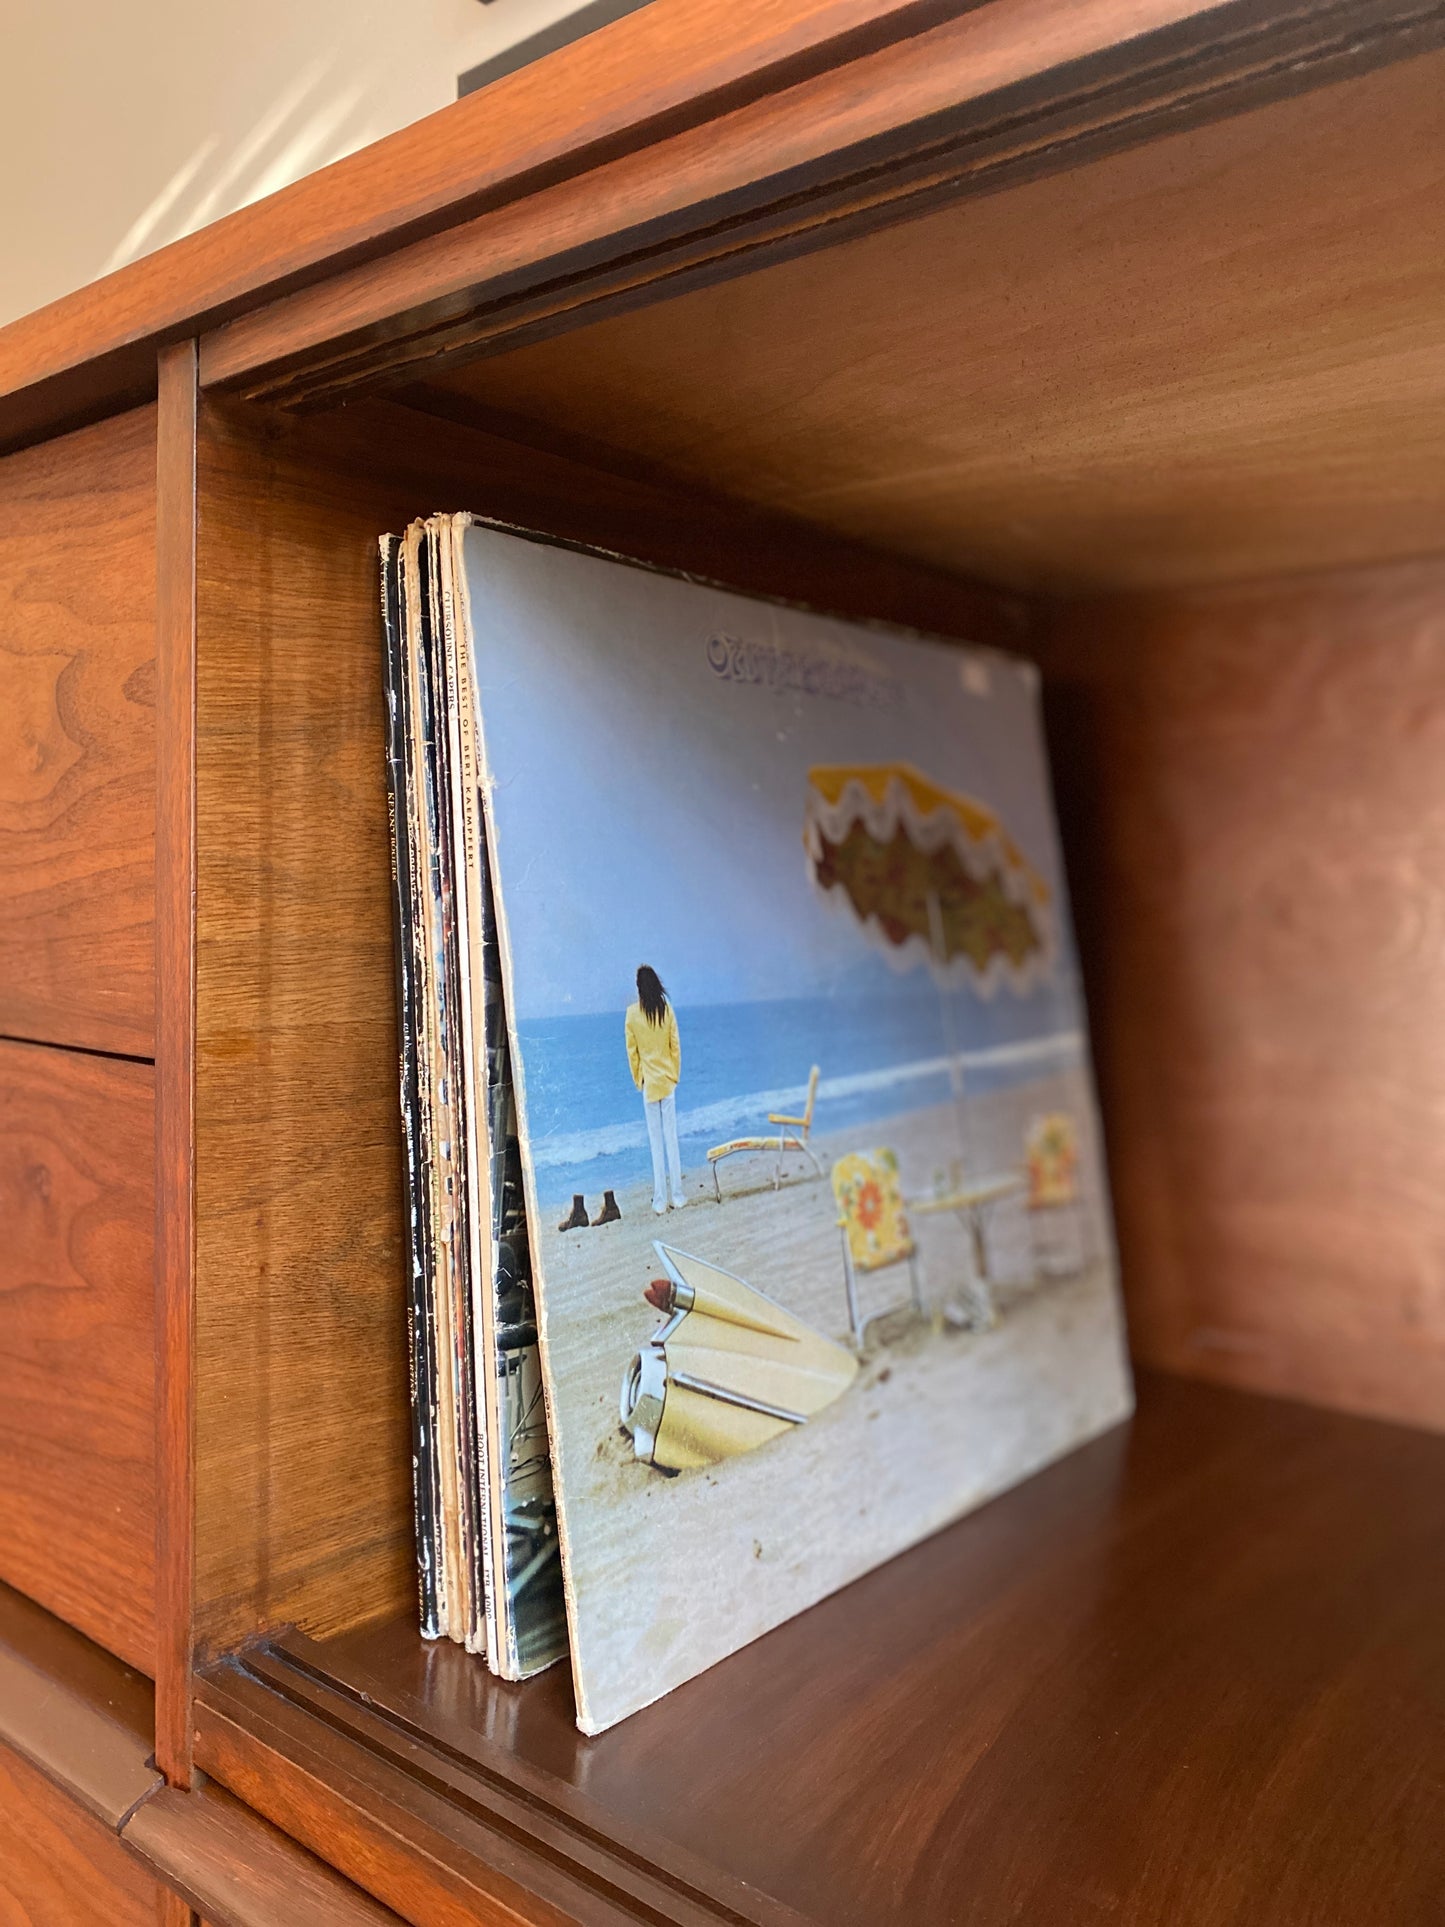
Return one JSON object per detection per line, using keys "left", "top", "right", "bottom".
{"left": 3, "top": 0, "right": 1425, "bottom": 455}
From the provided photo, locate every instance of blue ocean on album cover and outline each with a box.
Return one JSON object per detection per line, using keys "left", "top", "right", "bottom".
{"left": 519, "top": 988, "right": 1084, "bottom": 1206}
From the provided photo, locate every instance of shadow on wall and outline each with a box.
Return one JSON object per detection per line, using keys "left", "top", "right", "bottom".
{"left": 101, "top": 54, "right": 384, "bottom": 274}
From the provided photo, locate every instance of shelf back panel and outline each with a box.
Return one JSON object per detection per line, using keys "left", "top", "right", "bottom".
{"left": 1041, "top": 561, "right": 1445, "bottom": 1431}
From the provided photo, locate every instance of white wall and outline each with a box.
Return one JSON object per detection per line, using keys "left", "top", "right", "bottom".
{"left": 1, "top": 0, "right": 592, "bottom": 327}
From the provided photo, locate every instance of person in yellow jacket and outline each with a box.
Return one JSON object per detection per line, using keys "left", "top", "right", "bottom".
{"left": 626, "top": 965, "right": 687, "bottom": 1214}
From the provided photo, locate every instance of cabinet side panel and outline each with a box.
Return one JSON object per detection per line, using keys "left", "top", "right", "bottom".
{"left": 1041, "top": 562, "right": 1445, "bottom": 1430}
{"left": 193, "top": 404, "right": 414, "bottom": 1654}
{"left": 0, "top": 406, "right": 156, "bottom": 1057}
{"left": 0, "top": 1040, "right": 156, "bottom": 1672}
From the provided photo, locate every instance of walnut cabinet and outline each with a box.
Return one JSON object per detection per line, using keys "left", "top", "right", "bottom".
{"left": 0, "top": 3, "right": 1443, "bottom": 1920}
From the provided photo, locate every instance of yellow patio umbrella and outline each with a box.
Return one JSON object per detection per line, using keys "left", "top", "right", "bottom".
{"left": 804, "top": 763, "right": 1056, "bottom": 1166}
{"left": 803, "top": 763, "right": 1054, "bottom": 992}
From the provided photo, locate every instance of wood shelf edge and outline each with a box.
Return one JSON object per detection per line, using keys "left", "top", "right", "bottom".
{"left": 6, "top": 0, "right": 1443, "bottom": 454}
{"left": 192, "top": 1663, "right": 759, "bottom": 1927}
{"left": 155, "top": 336, "right": 201, "bottom": 1789}
{"left": 0, "top": 1580, "right": 159, "bottom": 1833}
{"left": 120, "top": 1776, "right": 405, "bottom": 1927}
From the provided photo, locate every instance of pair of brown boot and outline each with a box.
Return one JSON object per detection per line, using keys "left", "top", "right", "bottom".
{"left": 557, "top": 1190, "right": 621, "bottom": 1232}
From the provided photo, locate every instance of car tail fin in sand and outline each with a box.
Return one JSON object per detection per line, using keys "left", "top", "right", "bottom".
{"left": 620, "top": 1243, "right": 859, "bottom": 1472}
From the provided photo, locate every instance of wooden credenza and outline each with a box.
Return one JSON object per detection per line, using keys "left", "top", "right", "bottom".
{"left": 1, "top": 3, "right": 1443, "bottom": 1921}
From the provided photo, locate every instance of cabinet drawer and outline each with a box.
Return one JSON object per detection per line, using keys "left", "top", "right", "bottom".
{"left": 0, "top": 1040, "right": 155, "bottom": 1672}
{"left": 0, "top": 405, "right": 156, "bottom": 1058}
{"left": 0, "top": 1742, "right": 161, "bottom": 1927}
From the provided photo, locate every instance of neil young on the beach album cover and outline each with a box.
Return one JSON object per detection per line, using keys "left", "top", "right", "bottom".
{"left": 385, "top": 515, "right": 1132, "bottom": 1734}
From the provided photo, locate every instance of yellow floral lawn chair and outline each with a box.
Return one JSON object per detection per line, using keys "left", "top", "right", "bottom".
{"left": 1025, "top": 1112, "right": 1084, "bottom": 1277}
{"left": 832, "top": 1149, "right": 923, "bottom": 1347}
{"left": 708, "top": 1065, "right": 824, "bottom": 1199}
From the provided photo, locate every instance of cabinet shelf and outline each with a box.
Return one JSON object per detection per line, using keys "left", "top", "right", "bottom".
{"left": 195, "top": 1372, "right": 1445, "bottom": 1926}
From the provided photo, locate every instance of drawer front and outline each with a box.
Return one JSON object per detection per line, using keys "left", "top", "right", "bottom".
{"left": 0, "top": 405, "right": 156, "bottom": 1058}
{"left": 0, "top": 1040, "right": 155, "bottom": 1672}
{"left": 0, "top": 1743, "right": 161, "bottom": 1927}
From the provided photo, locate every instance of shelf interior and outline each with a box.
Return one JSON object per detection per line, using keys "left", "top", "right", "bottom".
{"left": 201, "top": 1373, "right": 1445, "bottom": 1927}
{"left": 189, "top": 377, "right": 1445, "bottom": 1697}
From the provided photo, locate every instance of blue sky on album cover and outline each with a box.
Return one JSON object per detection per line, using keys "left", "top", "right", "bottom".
{"left": 462, "top": 528, "right": 1089, "bottom": 1200}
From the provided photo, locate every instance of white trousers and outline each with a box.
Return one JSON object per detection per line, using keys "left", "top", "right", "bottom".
{"left": 644, "top": 1092, "right": 684, "bottom": 1207}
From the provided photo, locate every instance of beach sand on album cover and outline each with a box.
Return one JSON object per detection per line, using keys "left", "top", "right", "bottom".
{"left": 537, "top": 1071, "right": 1130, "bottom": 1733}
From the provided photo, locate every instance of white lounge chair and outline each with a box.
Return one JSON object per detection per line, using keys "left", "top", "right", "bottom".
{"left": 707, "top": 1066, "right": 824, "bottom": 1200}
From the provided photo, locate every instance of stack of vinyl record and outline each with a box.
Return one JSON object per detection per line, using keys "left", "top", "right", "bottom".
{"left": 379, "top": 519, "right": 566, "bottom": 1679}
{"left": 377, "top": 511, "right": 1130, "bottom": 1735}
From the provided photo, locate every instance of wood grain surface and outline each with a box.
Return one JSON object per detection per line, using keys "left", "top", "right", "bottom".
{"left": 0, "top": 1742, "right": 162, "bottom": 1927}
{"left": 154, "top": 339, "right": 200, "bottom": 1787}
{"left": 195, "top": 1373, "right": 1445, "bottom": 1926}
{"left": 1040, "top": 562, "right": 1445, "bottom": 1431}
{"left": 0, "top": 406, "right": 156, "bottom": 1055}
{"left": 191, "top": 402, "right": 419, "bottom": 1660}
{"left": 122, "top": 1779, "right": 405, "bottom": 1927}
{"left": 0, "top": 1579, "right": 188, "bottom": 1923}
{"left": 344, "top": 390, "right": 1024, "bottom": 644}
{"left": 0, "top": 1039, "right": 157, "bottom": 1672}
{"left": 207, "top": 0, "right": 1445, "bottom": 414}
{"left": 431, "top": 51, "right": 1445, "bottom": 594}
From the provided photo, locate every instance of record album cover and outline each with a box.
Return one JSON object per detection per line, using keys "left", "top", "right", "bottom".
{"left": 455, "top": 523, "right": 1133, "bottom": 1732}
